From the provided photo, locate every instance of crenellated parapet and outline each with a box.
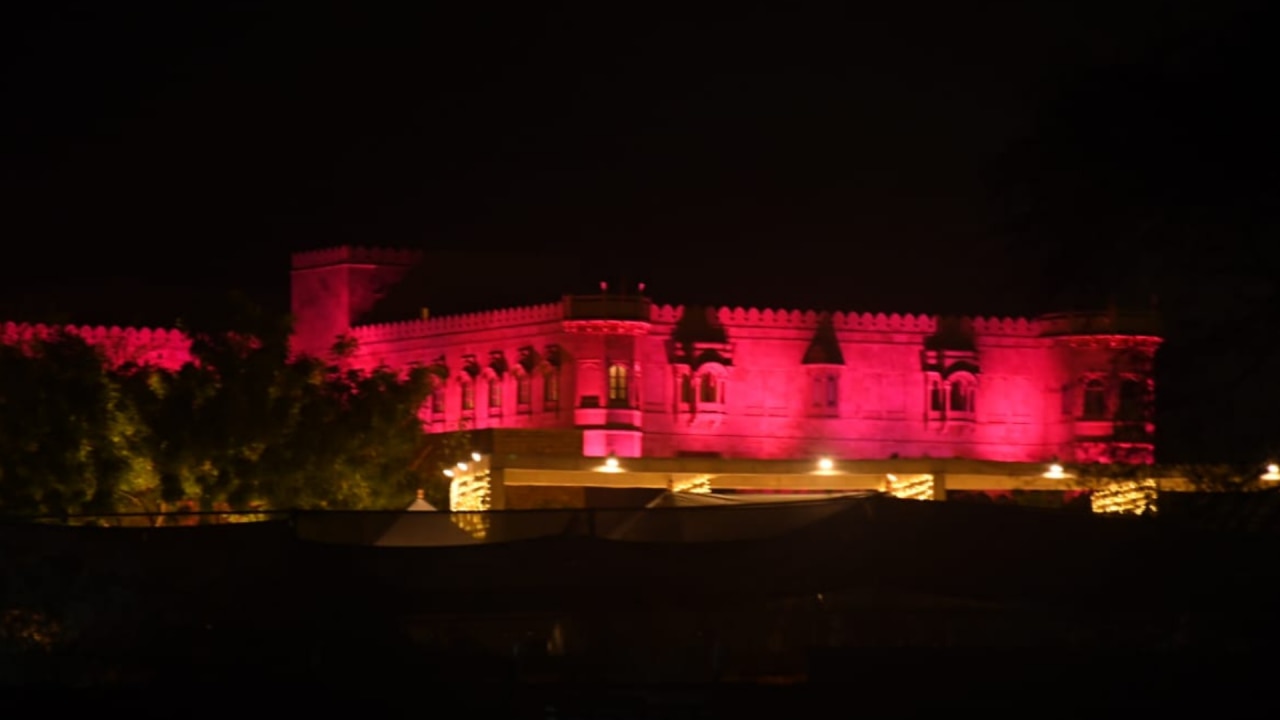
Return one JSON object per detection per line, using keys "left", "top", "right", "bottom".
{"left": 649, "top": 305, "right": 1042, "bottom": 336}
{"left": 291, "top": 246, "right": 424, "bottom": 270}
{"left": 351, "top": 302, "right": 564, "bottom": 342}
{"left": 0, "top": 322, "right": 192, "bottom": 370}
{"left": 1038, "top": 311, "right": 1161, "bottom": 340}
{"left": 349, "top": 318, "right": 432, "bottom": 344}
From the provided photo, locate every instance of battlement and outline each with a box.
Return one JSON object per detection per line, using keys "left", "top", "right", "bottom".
{"left": 345, "top": 303, "right": 1149, "bottom": 343}
{"left": 351, "top": 302, "right": 564, "bottom": 343}
{"left": 291, "top": 246, "right": 424, "bottom": 271}
{"left": 0, "top": 322, "right": 192, "bottom": 369}
{"left": 1038, "top": 311, "right": 1161, "bottom": 339}
{"left": 648, "top": 305, "right": 1043, "bottom": 337}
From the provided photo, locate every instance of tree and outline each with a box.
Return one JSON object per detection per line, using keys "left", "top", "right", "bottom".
{"left": 0, "top": 333, "right": 153, "bottom": 517}
{"left": 123, "top": 293, "right": 444, "bottom": 513}
{"left": 2, "top": 293, "right": 461, "bottom": 517}
{"left": 255, "top": 361, "right": 436, "bottom": 509}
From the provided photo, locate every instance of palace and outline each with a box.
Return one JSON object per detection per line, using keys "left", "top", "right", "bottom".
{"left": 3, "top": 246, "right": 1180, "bottom": 513}
{"left": 289, "top": 246, "right": 1160, "bottom": 467}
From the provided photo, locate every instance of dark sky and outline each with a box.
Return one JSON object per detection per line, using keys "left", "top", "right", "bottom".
{"left": 3, "top": 3, "right": 1280, "bottom": 460}
{"left": 1, "top": 3, "right": 1267, "bottom": 310}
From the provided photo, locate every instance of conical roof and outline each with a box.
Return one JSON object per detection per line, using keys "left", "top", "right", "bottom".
{"left": 802, "top": 315, "right": 845, "bottom": 365}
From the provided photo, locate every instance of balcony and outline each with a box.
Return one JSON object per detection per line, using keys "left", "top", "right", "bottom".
{"left": 574, "top": 405, "right": 642, "bottom": 429}
{"left": 1074, "top": 420, "right": 1115, "bottom": 438}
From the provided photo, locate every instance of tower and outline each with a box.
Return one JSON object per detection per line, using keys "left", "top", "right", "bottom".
{"left": 562, "top": 285, "right": 653, "bottom": 458}
{"left": 289, "top": 246, "right": 422, "bottom": 360}
{"left": 1041, "top": 310, "right": 1161, "bottom": 464}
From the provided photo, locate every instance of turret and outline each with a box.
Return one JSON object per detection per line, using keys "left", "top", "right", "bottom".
{"left": 1040, "top": 311, "right": 1162, "bottom": 464}
{"left": 562, "top": 283, "right": 653, "bottom": 458}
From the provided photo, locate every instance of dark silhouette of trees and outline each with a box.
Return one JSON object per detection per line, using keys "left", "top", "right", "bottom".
{"left": 0, "top": 295, "right": 443, "bottom": 518}
{"left": 0, "top": 333, "right": 150, "bottom": 516}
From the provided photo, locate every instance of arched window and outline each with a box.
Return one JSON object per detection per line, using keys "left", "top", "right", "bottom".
{"left": 1082, "top": 379, "right": 1107, "bottom": 419}
{"left": 488, "top": 376, "right": 503, "bottom": 409}
{"left": 461, "top": 381, "right": 475, "bottom": 412}
{"left": 608, "top": 364, "right": 629, "bottom": 404}
{"left": 949, "top": 377, "right": 975, "bottom": 415}
{"left": 431, "top": 388, "right": 445, "bottom": 414}
{"left": 1117, "top": 378, "right": 1146, "bottom": 422}
{"left": 543, "top": 370, "right": 559, "bottom": 410}
{"left": 700, "top": 373, "right": 719, "bottom": 403}
{"left": 516, "top": 374, "right": 532, "bottom": 406}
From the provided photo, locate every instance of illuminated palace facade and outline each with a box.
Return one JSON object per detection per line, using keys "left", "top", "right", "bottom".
{"left": 290, "top": 247, "right": 1160, "bottom": 466}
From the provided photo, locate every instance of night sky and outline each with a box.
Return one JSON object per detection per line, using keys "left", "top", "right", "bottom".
{"left": 3, "top": 3, "right": 1280, "bottom": 461}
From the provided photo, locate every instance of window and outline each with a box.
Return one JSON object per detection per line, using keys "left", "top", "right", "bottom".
{"left": 949, "top": 379, "right": 975, "bottom": 415}
{"left": 488, "top": 377, "right": 502, "bottom": 409}
{"left": 1117, "top": 378, "right": 1145, "bottom": 422}
{"left": 517, "top": 374, "right": 531, "bottom": 405}
{"left": 608, "top": 364, "right": 629, "bottom": 404}
{"left": 544, "top": 371, "right": 559, "bottom": 409}
{"left": 431, "top": 389, "right": 444, "bottom": 414}
{"left": 681, "top": 374, "right": 695, "bottom": 404}
{"left": 461, "top": 381, "right": 475, "bottom": 411}
{"left": 1082, "top": 379, "right": 1107, "bottom": 419}
{"left": 811, "top": 374, "right": 838, "bottom": 408}
{"left": 1061, "top": 382, "right": 1073, "bottom": 416}
{"left": 930, "top": 380, "right": 945, "bottom": 412}
{"left": 807, "top": 371, "right": 839, "bottom": 417}
{"left": 700, "top": 373, "right": 719, "bottom": 403}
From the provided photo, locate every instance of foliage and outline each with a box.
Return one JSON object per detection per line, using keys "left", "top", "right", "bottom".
{"left": 1072, "top": 461, "right": 1269, "bottom": 494}
{"left": 0, "top": 295, "right": 453, "bottom": 517}
{"left": 0, "top": 333, "right": 154, "bottom": 516}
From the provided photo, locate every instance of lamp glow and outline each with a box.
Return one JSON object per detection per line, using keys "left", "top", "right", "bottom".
{"left": 595, "top": 455, "right": 623, "bottom": 473}
{"left": 457, "top": 462, "right": 468, "bottom": 471}
{"left": 1044, "top": 463, "right": 1067, "bottom": 479}
{"left": 1263, "top": 463, "right": 1280, "bottom": 481}
{"left": 817, "top": 458, "right": 834, "bottom": 472}
{"left": 471, "top": 452, "right": 482, "bottom": 462}
{"left": 443, "top": 468, "right": 455, "bottom": 478}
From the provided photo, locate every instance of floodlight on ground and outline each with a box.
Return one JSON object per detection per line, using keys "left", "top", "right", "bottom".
{"left": 1263, "top": 463, "right": 1280, "bottom": 481}
{"left": 595, "top": 455, "right": 623, "bottom": 473}
{"left": 1043, "top": 463, "right": 1067, "bottom": 479}
{"left": 817, "top": 457, "right": 834, "bottom": 472}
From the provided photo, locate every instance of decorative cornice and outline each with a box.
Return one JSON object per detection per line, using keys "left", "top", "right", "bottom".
{"left": 562, "top": 319, "right": 651, "bottom": 335}
{"left": 351, "top": 302, "right": 564, "bottom": 342}
{"left": 650, "top": 305, "right": 1043, "bottom": 336}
